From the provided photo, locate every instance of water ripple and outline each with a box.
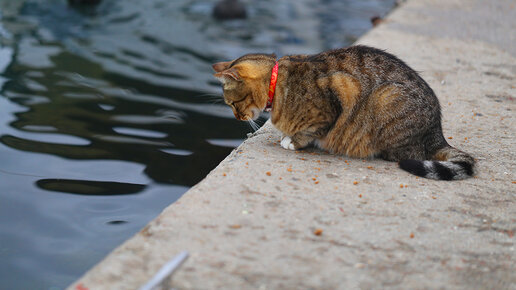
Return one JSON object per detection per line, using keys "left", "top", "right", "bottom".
{"left": 112, "top": 127, "right": 168, "bottom": 139}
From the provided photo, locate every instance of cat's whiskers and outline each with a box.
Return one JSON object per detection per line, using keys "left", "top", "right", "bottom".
{"left": 206, "top": 96, "right": 226, "bottom": 105}
{"left": 245, "top": 117, "right": 260, "bottom": 132}
{"left": 253, "top": 117, "right": 266, "bottom": 126}
{"left": 193, "top": 93, "right": 225, "bottom": 104}
{"left": 206, "top": 98, "right": 225, "bottom": 105}
{"left": 193, "top": 93, "right": 221, "bottom": 98}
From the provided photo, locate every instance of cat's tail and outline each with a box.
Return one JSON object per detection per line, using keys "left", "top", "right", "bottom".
{"left": 398, "top": 146, "right": 475, "bottom": 180}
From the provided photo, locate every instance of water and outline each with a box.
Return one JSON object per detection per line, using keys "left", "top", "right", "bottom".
{"left": 0, "top": 0, "right": 395, "bottom": 288}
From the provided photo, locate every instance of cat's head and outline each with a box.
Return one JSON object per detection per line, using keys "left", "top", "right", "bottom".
{"left": 212, "top": 53, "right": 276, "bottom": 121}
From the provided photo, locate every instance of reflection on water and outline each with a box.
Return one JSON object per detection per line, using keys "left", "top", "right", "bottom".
{"left": 36, "top": 179, "right": 146, "bottom": 195}
{"left": 0, "top": 0, "right": 394, "bottom": 288}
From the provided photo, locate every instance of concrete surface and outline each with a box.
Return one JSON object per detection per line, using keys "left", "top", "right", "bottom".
{"left": 70, "top": 0, "right": 515, "bottom": 289}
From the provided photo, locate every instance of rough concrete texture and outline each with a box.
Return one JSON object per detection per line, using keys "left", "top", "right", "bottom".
{"left": 71, "top": 0, "right": 515, "bottom": 289}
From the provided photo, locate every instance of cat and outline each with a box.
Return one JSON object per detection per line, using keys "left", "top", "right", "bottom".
{"left": 212, "top": 45, "right": 475, "bottom": 180}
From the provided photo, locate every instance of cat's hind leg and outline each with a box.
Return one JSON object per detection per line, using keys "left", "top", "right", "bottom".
{"left": 370, "top": 82, "right": 438, "bottom": 160}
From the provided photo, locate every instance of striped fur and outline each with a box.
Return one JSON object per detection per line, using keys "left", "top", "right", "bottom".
{"left": 399, "top": 146, "right": 474, "bottom": 180}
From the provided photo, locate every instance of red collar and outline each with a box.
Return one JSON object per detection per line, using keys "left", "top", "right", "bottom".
{"left": 265, "top": 61, "right": 278, "bottom": 112}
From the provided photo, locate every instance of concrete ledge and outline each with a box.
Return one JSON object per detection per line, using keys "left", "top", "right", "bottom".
{"left": 70, "top": 0, "right": 516, "bottom": 289}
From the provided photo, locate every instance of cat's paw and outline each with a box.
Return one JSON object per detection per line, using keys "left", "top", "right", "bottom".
{"left": 280, "top": 136, "right": 296, "bottom": 150}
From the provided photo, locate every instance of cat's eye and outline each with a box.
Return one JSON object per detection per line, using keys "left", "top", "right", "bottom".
{"left": 232, "top": 95, "right": 247, "bottom": 103}
{"left": 225, "top": 95, "right": 247, "bottom": 107}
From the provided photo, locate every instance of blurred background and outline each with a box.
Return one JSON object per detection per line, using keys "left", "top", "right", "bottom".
{"left": 0, "top": 0, "right": 395, "bottom": 288}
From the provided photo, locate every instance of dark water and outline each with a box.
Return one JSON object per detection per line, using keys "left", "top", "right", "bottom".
{"left": 0, "top": 0, "right": 394, "bottom": 288}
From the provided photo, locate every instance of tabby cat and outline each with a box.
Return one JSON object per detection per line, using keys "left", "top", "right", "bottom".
{"left": 212, "top": 46, "right": 474, "bottom": 180}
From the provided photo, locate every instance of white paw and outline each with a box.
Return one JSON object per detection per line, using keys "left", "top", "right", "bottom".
{"left": 280, "top": 136, "right": 296, "bottom": 150}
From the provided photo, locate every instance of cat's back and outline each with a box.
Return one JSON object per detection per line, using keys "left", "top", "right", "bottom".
{"left": 289, "top": 46, "right": 426, "bottom": 90}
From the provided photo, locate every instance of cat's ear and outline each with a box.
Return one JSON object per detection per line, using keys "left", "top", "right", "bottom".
{"left": 213, "top": 67, "right": 240, "bottom": 83}
{"left": 213, "top": 61, "right": 240, "bottom": 83}
{"left": 212, "top": 61, "right": 232, "bottom": 72}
